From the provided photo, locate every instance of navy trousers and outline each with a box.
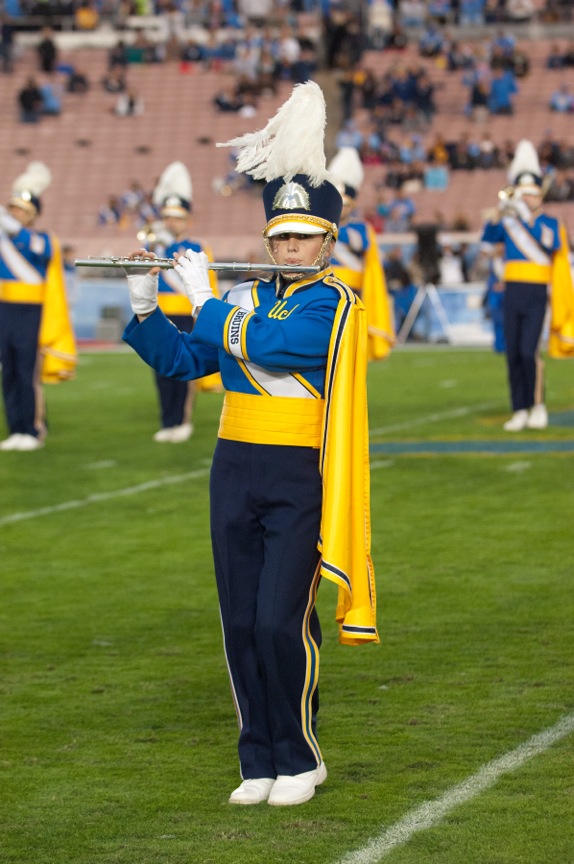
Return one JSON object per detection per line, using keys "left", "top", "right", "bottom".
{"left": 210, "top": 438, "right": 323, "bottom": 779}
{"left": 154, "top": 314, "right": 194, "bottom": 428}
{"left": 0, "top": 302, "right": 42, "bottom": 437}
{"left": 503, "top": 282, "right": 547, "bottom": 411}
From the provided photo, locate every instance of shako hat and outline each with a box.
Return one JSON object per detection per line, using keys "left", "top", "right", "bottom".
{"left": 217, "top": 81, "right": 342, "bottom": 238}
{"left": 327, "top": 146, "right": 365, "bottom": 201}
{"left": 153, "top": 161, "right": 193, "bottom": 217}
{"left": 508, "top": 140, "right": 543, "bottom": 196}
{"left": 10, "top": 161, "right": 52, "bottom": 216}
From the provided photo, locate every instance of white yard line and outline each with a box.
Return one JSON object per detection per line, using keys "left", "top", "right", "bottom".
{"left": 334, "top": 712, "right": 574, "bottom": 864}
{"left": 0, "top": 468, "right": 210, "bottom": 527}
{"left": 369, "top": 401, "right": 501, "bottom": 437}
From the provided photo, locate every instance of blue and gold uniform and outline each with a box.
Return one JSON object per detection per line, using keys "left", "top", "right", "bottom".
{"left": 124, "top": 82, "right": 378, "bottom": 805}
{"left": 481, "top": 139, "right": 574, "bottom": 430}
{"left": 124, "top": 264, "right": 377, "bottom": 780}
{"left": 482, "top": 210, "right": 561, "bottom": 412}
{"left": 146, "top": 161, "right": 220, "bottom": 442}
{"left": 0, "top": 204, "right": 75, "bottom": 446}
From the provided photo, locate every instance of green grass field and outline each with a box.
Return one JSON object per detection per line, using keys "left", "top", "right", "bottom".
{"left": 1, "top": 346, "right": 573, "bottom": 864}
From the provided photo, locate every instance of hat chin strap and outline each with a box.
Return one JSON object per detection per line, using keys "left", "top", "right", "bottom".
{"left": 264, "top": 232, "right": 334, "bottom": 279}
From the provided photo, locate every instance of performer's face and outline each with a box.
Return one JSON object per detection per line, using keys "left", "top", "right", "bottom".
{"left": 8, "top": 203, "right": 35, "bottom": 227}
{"left": 269, "top": 231, "right": 333, "bottom": 278}
{"left": 163, "top": 214, "right": 189, "bottom": 239}
{"left": 521, "top": 192, "right": 543, "bottom": 212}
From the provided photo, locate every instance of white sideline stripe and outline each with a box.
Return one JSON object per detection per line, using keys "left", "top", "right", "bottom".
{"left": 335, "top": 712, "right": 574, "bottom": 864}
{"left": 0, "top": 468, "right": 210, "bottom": 527}
{"left": 369, "top": 401, "right": 501, "bottom": 437}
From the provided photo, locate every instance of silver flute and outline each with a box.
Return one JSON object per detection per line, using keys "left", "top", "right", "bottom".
{"left": 74, "top": 257, "right": 320, "bottom": 274}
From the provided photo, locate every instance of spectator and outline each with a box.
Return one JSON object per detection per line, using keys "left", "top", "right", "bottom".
{"left": 549, "top": 83, "right": 574, "bottom": 112}
{"left": 1, "top": 14, "right": 14, "bottom": 74}
{"left": 488, "top": 67, "right": 518, "bottom": 115}
{"left": 399, "top": 0, "right": 427, "bottom": 27}
{"left": 545, "top": 169, "right": 574, "bottom": 201}
{"left": 506, "top": 0, "right": 535, "bottom": 22}
{"left": 98, "top": 195, "right": 125, "bottom": 226}
{"left": 418, "top": 22, "right": 444, "bottom": 58}
{"left": 102, "top": 68, "right": 126, "bottom": 93}
{"left": 438, "top": 244, "right": 465, "bottom": 285}
{"left": 458, "top": 0, "right": 485, "bottom": 25}
{"left": 546, "top": 43, "right": 565, "bottom": 69}
{"left": 74, "top": 0, "right": 100, "bottom": 30}
{"left": 424, "top": 156, "right": 449, "bottom": 190}
{"left": 334, "top": 119, "right": 363, "bottom": 151}
{"left": 108, "top": 39, "right": 129, "bottom": 71}
{"left": 383, "top": 246, "right": 416, "bottom": 332}
{"left": 18, "top": 77, "right": 43, "bottom": 123}
{"left": 66, "top": 67, "right": 90, "bottom": 93}
{"left": 114, "top": 89, "right": 144, "bottom": 117}
{"left": 386, "top": 187, "right": 417, "bottom": 232}
{"left": 39, "top": 77, "right": 62, "bottom": 115}
{"left": 36, "top": 27, "right": 58, "bottom": 74}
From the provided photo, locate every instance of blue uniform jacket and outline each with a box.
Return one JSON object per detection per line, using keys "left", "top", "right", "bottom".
{"left": 123, "top": 267, "right": 341, "bottom": 399}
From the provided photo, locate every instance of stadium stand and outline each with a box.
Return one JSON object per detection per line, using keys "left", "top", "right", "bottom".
{"left": 0, "top": 5, "right": 573, "bottom": 265}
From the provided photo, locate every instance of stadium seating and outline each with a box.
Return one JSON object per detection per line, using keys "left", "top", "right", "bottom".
{"left": 0, "top": 31, "right": 573, "bottom": 264}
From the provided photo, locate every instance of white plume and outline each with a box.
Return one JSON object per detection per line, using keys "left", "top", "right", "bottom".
{"left": 508, "top": 140, "right": 541, "bottom": 184}
{"left": 328, "top": 147, "right": 365, "bottom": 193}
{"left": 217, "top": 81, "right": 329, "bottom": 187}
{"left": 153, "top": 161, "right": 193, "bottom": 207}
{"left": 12, "top": 161, "right": 52, "bottom": 197}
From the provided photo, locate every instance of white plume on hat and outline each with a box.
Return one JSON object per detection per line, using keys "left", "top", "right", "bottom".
{"left": 12, "top": 161, "right": 52, "bottom": 198}
{"left": 508, "top": 140, "right": 541, "bottom": 185}
{"left": 152, "top": 161, "right": 193, "bottom": 208}
{"left": 328, "top": 147, "right": 365, "bottom": 195}
{"left": 217, "top": 81, "right": 330, "bottom": 187}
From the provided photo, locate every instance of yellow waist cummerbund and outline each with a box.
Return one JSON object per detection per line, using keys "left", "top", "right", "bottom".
{"left": 0, "top": 281, "right": 45, "bottom": 304}
{"left": 504, "top": 261, "right": 551, "bottom": 285}
{"left": 218, "top": 391, "right": 325, "bottom": 447}
{"left": 158, "top": 293, "right": 193, "bottom": 316}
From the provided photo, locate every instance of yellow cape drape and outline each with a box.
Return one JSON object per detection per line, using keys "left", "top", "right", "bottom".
{"left": 332, "top": 224, "right": 395, "bottom": 362}
{"left": 362, "top": 224, "right": 395, "bottom": 361}
{"left": 548, "top": 223, "right": 574, "bottom": 359}
{"left": 318, "top": 278, "right": 379, "bottom": 646}
{"left": 39, "top": 235, "right": 77, "bottom": 383}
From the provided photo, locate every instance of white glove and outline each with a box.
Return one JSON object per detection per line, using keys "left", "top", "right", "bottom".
{"left": 0, "top": 206, "right": 22, "bottom": 235}
{"left": 126, "top": 270, "right": 158, "bottom": 316}
{"left": 174, "top": 249, "right": 213, "bottom": 314}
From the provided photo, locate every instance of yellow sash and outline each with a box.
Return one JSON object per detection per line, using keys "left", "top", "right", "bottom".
{"left": 319, "top": 287, "right": 379, "bottom": 645}
{"left": 39, "top": 235, "right": 77, "bottom": 383}
{"left": 548, "top": 223, "right": 574, "bottom": 358}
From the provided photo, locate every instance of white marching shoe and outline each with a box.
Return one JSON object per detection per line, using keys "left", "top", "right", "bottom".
{"left": 267, "top": 762, "right": 327, "bottom": 807}
{"left": 0, "top": 434, "right": 43, "bottom": 451}
{"left": 503, "top": 410, "right": 528, "bottom": 432}
{"left": 229, "top": 778, "right": 275, "bottom": 805}
{"left": 0, "top": 434, "right": 24, "bottom": 451}
{"left": 153, "top": 423, "right": 194, "bottom": 443}
{"left": 15, "top": 434, "right": 44, "bottom": 450}
{"left": 526, "top": 404, "right": 548, "bottom": 429}
{"left": 168, "top": 422, "right": 194, "bottom": 443}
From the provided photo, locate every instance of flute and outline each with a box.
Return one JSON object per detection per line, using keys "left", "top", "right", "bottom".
{"left": 74, "top": 257, "right": 321, "bottom": 274}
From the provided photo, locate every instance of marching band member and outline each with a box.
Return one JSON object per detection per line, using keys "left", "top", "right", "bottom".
{"left": 328, "top": 146, "right": 395, "bottom": 360}
{"left": 122, "top": 82, "right": 378, "bottom": 806}
{"left": 145, "top": 162, "right": 219, "bottom": 442}
{"left": 0, "top": 162, "right": 76, "bottom": 451}
{"left": 481, "top": 140, "right": 574, "bottom": 431}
